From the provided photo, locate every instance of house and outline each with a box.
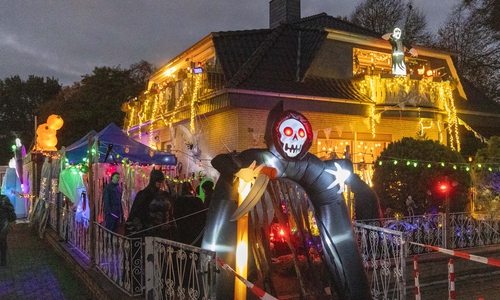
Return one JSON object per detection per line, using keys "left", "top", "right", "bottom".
{"left": 122, "top": 0, "right": 500, "bottom": 181}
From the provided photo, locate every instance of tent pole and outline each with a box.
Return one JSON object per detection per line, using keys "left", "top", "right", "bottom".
{"left": 88, "top": 133, "right": 96, "bottom": 267}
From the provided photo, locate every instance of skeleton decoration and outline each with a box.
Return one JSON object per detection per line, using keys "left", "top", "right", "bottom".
{"left": 202, "top": 101, "right": 371, "bottom": 299}
{"left": 382, "top": 27, "right": 418, "bottom": 75}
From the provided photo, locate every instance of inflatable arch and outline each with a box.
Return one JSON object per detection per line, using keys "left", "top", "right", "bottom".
{"left": 202, "top": 101, "right": 371, "bottom": 299}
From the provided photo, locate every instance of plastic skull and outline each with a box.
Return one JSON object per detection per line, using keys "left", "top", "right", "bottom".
{"left": 278, "top": 119, "right": 307, "bottom": 158}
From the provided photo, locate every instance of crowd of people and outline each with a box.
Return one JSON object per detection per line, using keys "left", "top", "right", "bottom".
{"left": 101, "top": 168, "right": 213, "bottom": 247}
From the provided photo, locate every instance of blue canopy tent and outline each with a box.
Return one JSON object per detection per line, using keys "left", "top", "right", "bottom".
{"left": 64, "top": 123, "right": 177, "bottom": 166}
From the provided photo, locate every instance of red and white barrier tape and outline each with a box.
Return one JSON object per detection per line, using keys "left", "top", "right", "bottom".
{"left": 448, "top": 258, "right": 456, "bottom": 300}
{"left": 413, "top": 256, "right": 421, "bottom": 300}
{"left": 216, "top": 257, "right": 278, "bottom": 300}
{"left": 410, "top": 242, "right": 500, "bottom": 267}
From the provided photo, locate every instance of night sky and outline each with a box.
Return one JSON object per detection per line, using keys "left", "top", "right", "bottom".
{"left": 0, "top": 0, "right": 456, "bottom": 86}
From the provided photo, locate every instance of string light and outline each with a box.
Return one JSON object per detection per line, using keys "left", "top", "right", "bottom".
{"left": 356, "top": 75, "right": 461, "bottom": 151}
{"left": 190, "top": 73, "right": 202, "bottom": 133}
{"left": 376, "top": 157, "right": 500, "bottom": 172}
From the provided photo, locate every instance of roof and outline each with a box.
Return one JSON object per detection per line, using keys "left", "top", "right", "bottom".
{"left": 64, "top": 123, "right": 177, "bottom": 165}
{"left": 213, "top": 15, "right": 374, "bottom": 103}
{"left": 293, "top": 13, "right": 382, "bottom": 38}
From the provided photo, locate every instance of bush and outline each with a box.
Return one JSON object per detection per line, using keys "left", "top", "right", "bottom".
{"left": 372, "top": 137, "right": 470, "bottom": 216}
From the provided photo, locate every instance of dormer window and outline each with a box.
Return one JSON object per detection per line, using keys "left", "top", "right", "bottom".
{"left": 353, "top": 48, "right": 392, "bottom": 76}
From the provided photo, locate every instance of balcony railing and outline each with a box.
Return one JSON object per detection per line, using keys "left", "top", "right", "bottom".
{"left": 355, "top": 74, "right": 454, "bottom": 110}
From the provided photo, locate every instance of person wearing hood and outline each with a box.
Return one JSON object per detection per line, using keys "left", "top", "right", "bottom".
{"left": 125, "top": 168, "right": 167, "bottom": 237}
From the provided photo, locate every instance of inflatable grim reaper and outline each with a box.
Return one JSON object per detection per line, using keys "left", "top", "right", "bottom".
{"left": 202, "top": 101, "right": 371, "bottom": 299}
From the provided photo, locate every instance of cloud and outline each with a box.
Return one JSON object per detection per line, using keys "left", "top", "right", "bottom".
{"left": 0, "top": 0, "right": 454, "bottom": 86}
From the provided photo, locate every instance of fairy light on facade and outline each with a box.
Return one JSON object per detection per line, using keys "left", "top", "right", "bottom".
{"left": 190, "top": 73, "right": 202, "bottom": 133}
{"left": 357, "top": 75, "right": 460, "bottom": 151}
{"left": 126, "top": 102, "right": 136, "bottom": 135}
{"left": 149, "top": 94, "right": 160, "bottom": 148}
{"left": 370, "top": 105, "right": 376, "bottom": 138}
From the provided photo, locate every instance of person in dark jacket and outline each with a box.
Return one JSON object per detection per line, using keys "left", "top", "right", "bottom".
{"left": 0, "top": 194, "right": 16, "bottom": 266}
{"left": 125, "top": 168, "right": 168, "bottom": 237}
{"left": 102, "top": 172, "right": 123, "bottom": 232}
{"left": 174, "top": 182, "right": 206, "bottom": 247}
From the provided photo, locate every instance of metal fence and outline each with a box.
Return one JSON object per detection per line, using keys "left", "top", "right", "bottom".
{"left": 46, "top": 195, "right": 500, "bottom": 300}
{"left": 47, "top": 200, "right": 216, "bottom": 298}
{"left": 144, "top": 237, "right": 217, "bottom": 300}
{"left": 358, "top": 212, "right": 500, "bottom": 255}
{"left": 353, "top": 222, "right": 406, "bottom": 300}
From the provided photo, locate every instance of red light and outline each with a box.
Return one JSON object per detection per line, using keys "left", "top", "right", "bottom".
{"left": 298, "top": 128, "right": 305, "bottom": 138}
{"left": 439, "top": 183, "right": 449, "bottom": 192}
{"left": 284, "top": 127, "right": 293, "bottom": 136}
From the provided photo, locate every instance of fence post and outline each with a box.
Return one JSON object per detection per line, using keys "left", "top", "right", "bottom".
{"left": 448, "top": 258, "right": 455, "bottom": 300}
{"left": 414, "top": 256, "right": 421, "bottom": 300}
{"left": 144, "top": 237, "right": 154, "bottom": 300}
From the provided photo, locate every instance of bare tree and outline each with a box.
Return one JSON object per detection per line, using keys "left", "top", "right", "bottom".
{"left": 435, "top": 0, "right": 500, "bottom": 101}
{"left": 350, "top": 0, "right": 431, "bottom": 45}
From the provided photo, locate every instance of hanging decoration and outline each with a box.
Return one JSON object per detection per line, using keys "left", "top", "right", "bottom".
{"left": 382, "top": 27, "right": 418, "bottom": 76}
{"left": 355, "top": 75, "right": 462, "bottom": 150}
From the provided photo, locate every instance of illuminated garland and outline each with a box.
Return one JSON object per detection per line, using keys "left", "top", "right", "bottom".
{"left": 126, "top": 97, "right": 138, "bottom": 135}
{"left": 357, "top": 75, "right": 461, "bottom": 150}
{"left": 149, "top": 94, "right": 159, "bottom": 148}
{"left": 190, "top": 73, "right": 202, "bottom": 133}
{"left": 377, "top": 158, "right": 500, "bottom": 172}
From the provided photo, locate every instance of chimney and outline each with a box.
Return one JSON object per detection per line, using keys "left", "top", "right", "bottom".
{"left": 269, "top": 0, "right": 301, "bottom": 29}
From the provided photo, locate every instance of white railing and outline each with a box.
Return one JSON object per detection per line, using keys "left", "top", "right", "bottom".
{"left": 45, "top": 195, "right": 500, "bottom": 300}
{"left": 354, "top": 222, "right": 406, "bottom": 300}
{"left": 449, "top": 212, "right": 500, "bottom": 249}
{"left": 358, "top": 212, "right": 500, "bottom": 255}
{"left": 144, "top": 236, "right": 217, "bottom": 300}
{"left": 95, "top": 224, "right": 144, "bottom": 296}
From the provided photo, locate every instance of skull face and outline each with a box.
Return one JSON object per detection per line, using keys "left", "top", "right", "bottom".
{"left": 278, "top": 119, "right": 307, "bottom": 158}
{"left": 265, "top": 109, "right": 312, "bottom": 161}
{"left": 393, "top": 27, "right": 401, "bottom": 40}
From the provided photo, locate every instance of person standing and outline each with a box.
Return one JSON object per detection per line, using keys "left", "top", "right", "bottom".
{"left": 0, "top": 194, "right": 17, "bottom": 266}
{"left": 125, "top": 168, "right": 165, "bottom": 237}
{"left": 102, "top": 172, "right": 123, "bottom": 233}
{"left": 174, "top": 182, "right": 206, "bottom": 247}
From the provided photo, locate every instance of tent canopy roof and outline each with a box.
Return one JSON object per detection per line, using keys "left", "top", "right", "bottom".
{"left": 64, "top": 123, "right": 177, "bottom": 165}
